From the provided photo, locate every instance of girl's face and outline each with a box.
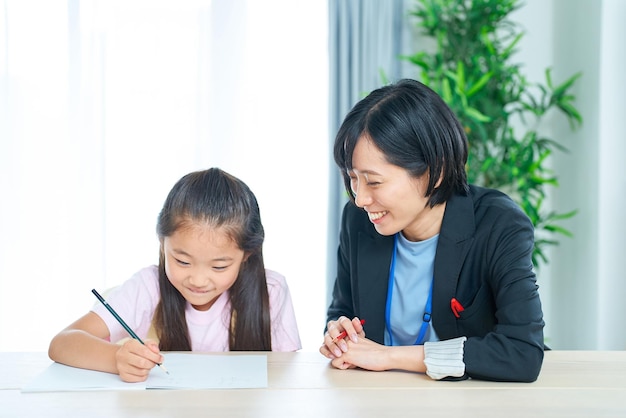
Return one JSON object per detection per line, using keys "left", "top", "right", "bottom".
{"left": 349, "top": 136, "right": 445, "bottom": 242}
{"left": 162, "top": 223, "right": 246, "bottom": 311}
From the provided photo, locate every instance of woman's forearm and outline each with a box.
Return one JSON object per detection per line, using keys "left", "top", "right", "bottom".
{"left": 386, "top": 345, "right": 427, "bottom": 373}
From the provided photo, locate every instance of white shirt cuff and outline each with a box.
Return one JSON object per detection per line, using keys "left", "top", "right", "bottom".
{"left": 423, "top": 336, "right": 467, "bottom": 380}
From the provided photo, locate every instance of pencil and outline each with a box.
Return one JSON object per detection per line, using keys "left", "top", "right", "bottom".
{"left": 91, "top": 288, "right": 169, "bottom": 374}
{"left": 332, "top": 319, "right": 366, "bottom": 343}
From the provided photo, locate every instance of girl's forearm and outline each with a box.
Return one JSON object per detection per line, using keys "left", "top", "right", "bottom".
{"left": 48, "top": 330, "right": 120, "bottom": 374}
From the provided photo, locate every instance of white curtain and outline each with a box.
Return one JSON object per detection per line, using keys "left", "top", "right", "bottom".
{"left": 327, "top": 0, "right": 412, "bottom": 305}
{"left": 0, "top": 0, "right": 328, "bottom": 352}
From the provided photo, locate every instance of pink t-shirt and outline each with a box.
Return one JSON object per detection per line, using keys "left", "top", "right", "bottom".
{"left": 91, "top": 265, "right": 301, "bottom": 351}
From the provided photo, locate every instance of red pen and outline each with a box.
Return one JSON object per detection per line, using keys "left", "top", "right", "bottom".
{"left": 332, "top": 319, "right": 366, "bottom": 343}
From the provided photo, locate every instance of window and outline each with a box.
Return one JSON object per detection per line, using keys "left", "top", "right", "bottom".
{"left": 0, "top": 0, "right": 328, "bottom": 352}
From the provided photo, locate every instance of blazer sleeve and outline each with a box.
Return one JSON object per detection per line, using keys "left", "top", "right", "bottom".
{"left": 325, "top": 202, "right": 394, "bottom": 340}
{"left": 326, "top": 202, "right": 358, "bottom": 326}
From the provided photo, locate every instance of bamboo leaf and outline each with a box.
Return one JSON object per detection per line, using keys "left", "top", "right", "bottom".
{"left": 456, "top": 61, "right": 466, "bottom": 92}
{"left": 466, "top": 72, "right": 493, "bottom": 97}
{"left": 465, "top": 107, "right": 492, "bottom": 122}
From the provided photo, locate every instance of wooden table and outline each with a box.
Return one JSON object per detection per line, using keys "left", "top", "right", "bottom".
{"left": 1, "top": 350, "right": 625, "bottom": 417}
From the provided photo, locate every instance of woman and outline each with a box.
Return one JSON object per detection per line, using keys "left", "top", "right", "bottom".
{"left": 320, "top": 79, "right": 545, "bottom": 382}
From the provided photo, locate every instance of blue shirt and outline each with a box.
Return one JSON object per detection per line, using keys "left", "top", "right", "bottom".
{"left": 384, "top": 232, "right": 440, "bottom": 346}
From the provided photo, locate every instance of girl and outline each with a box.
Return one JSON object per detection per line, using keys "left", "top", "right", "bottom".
{"left": 49, "top": 168, "right": 301, "bottom": 382}
{"left": 320, "top": 79, "right": 545, "bottom": 382}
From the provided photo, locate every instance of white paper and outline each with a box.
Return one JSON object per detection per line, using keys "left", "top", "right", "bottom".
{"left": 21, "top": 353, "right": 267, "bottom": 392}
{"left": 21, "top": 362, "right": 146, "bottom": 392}
{"left": 147, "top": 353, "right": 267, "bottom": 389}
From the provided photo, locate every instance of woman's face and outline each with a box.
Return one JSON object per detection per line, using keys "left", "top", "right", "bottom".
{"left": 348, "top": 136, "right": 445, "bottom": 241}
{"left": 162, "top": 223, "right": 246, "bottom": 311}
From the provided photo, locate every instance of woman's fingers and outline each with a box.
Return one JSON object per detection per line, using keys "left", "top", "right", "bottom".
{"left": 322, "top": 316, "right": 365, "bottom": 358}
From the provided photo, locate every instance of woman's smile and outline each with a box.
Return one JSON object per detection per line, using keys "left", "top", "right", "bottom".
{"left": 367, "top": 210, "right": 388, "bottom": 223}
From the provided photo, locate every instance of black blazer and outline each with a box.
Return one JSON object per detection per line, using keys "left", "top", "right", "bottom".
{"left": 327, "top": 185, "right": 545, "bottom": 382}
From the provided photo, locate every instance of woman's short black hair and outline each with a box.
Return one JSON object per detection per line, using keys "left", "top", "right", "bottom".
{"left": 333, "top": 78, "right": 470, "bottom": 207}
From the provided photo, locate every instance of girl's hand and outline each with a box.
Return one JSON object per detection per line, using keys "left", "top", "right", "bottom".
{"left": 115, "top": 339, "right": 164, "bottom": 382}
{"left": 319, "top": 316, "right": 365, "bottom": 359}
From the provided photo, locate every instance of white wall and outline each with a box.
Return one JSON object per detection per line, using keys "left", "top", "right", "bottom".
{"left": 515, "top": 0, "right": 626, "bottom": 349}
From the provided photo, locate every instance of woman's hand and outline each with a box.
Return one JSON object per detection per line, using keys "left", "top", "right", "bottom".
{"left": 320, "top": 323, "right": 427, "bottom": 373}
{"left": 328, "top": 337, "right": 393, "bottom": 371}
{"left": 320, "top": 316, "right": 365, "bottom": 359}
{"left": 115, "top": 339, "right": 163, "bottom": 382}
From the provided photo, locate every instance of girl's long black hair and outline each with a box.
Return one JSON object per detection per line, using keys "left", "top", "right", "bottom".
{"left": 153, "top": 168, "right": 271, "bottom": 351}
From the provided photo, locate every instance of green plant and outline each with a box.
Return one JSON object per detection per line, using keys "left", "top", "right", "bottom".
{"left": 403, "top": 0, "right": 582, "bottom": 267}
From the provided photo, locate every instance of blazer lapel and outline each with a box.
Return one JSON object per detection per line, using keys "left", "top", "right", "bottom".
{"left": 432, "top": 191, "right": 475, "bottom": 339}
{"left": 357, "top": 230, "right": 393, "bottom": 344}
